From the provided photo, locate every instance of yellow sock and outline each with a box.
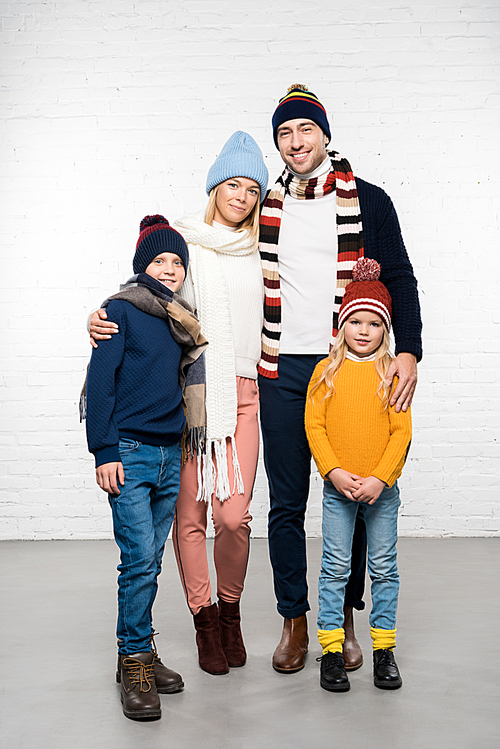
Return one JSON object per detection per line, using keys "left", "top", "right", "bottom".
{"left": 370, "top": 627, "right": 397, "bottom": 651}
{"left": 318, "top": 628, "right": 344, "bottom": 654}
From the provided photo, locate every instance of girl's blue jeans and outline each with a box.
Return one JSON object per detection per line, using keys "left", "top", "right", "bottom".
{"left": 318, "top": 481, "right": 401, "bottom": 632}
{"left": 109, "top": 438, "right": 181, "bottom": 655}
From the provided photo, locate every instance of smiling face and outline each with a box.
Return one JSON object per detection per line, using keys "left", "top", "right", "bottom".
{"left": 213, "top": 177, "right": 260, "bottom": 227}
{"left": 276, "top": 119, "right": 329, "bottom": 174}
{"left": 145, "top": 252, "right": 185, "bottom": 292}
{"left": 344, "top": 310, "right": 385, "bottom": 358}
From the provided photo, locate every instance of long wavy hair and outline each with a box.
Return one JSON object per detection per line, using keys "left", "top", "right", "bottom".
{"left": 309, "top": 322, "right": 394, "bottom": 407}
{"left": 204, "top": 183, "right": 260, "bottom": 249}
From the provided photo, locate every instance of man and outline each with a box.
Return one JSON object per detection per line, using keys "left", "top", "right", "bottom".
{"left": 257, "top": 84, "right": 422, "bottom": 674}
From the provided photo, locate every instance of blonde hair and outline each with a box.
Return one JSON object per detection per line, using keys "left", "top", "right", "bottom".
{"left": 204, "top": 184, "right": 260, "bottom": 250}
{"left": 309, "top": 323, "right": 393, "bottom": 407}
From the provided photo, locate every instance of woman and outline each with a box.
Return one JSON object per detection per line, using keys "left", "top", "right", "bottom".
{"left": 91, "top": 131, "right": 268, "bottom": 676}
{"left": 171, "top": 132, "right": 267, "bottom": 674}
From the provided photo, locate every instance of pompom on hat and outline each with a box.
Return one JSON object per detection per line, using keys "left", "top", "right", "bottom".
{"left": 206, "top": 131, "right": 268, "bottom": 203}
{"left": 338, "top": 258, "right": 393, "bottom": 330}
{"left": 272, "top": 84, "right": 331, "bottom": 148}
{"left": 133, "top": 215, "right": 189, "bottom": 275}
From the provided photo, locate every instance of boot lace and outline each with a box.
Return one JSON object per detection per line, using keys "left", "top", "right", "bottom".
{"left": 122, "top": 657, "right": 155, "bottom": 693}
{"left": 150, "top": 630, "right": 163, "bottom": 665}
{"left": 316, "top": 652, "right": 344, "bottom": 665}
{"left": 376, "top": 649, "right": 394, "bottom": 666}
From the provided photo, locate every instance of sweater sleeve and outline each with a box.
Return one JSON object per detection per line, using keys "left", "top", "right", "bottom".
{"left": 85, "top": 301, "right": 126, "bottom": 468}
{"left": 304, "top": 362, "right": 342, "bottom": 480}
{"left": 371, "top": 383, "right": 412, "bottom": 487}
{"left": 357, "top": 179, "right": 423, "bottom": 361}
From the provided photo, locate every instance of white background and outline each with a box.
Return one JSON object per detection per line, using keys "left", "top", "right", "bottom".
{"left": 1, "top": 0, "right": 499, "bottom": 539}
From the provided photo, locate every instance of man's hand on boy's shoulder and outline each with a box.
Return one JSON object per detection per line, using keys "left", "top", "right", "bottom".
{"left": 96, "top": 462, "right": 125, "bottom": 495}
{"left": 89, "top": 309, "right": 119, "bottom": 349}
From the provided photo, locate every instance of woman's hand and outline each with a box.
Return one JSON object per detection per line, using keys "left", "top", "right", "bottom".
{"left": 89, "top": 309, "right": 119, "bottom": 349}
{"left": 327, "top": 468, "right": 363, "bottom": 500}
{"left": 95, "top": 462, "right": 125, "bottom": 495}
{"left": 351, "top": 476, "right": 386, "bottom": 505}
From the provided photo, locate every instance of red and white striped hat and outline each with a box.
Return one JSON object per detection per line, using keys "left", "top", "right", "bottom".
{"left": 338, "top": 258, "right": 392, "bottom": 330}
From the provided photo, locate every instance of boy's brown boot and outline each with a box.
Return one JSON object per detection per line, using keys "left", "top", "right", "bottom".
{"left": 120, "top": 652, "right": 161, "bottom": 720}
{"left": 218, "top": 598, "right": 247, "bottom": 667}
{"left": 193, "top": 602, "right": 229, "bottom": 675}
{"left": 149, "top": 631, "right": 184, "bottom": 693}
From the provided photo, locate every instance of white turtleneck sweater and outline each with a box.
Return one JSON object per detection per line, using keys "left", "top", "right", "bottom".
{"left": 278, "top": 157, "right": 338, "bottom": 355}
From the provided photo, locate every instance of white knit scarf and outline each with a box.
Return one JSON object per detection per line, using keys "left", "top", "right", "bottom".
{"left": 173, "top": 210, "right": 256, "bottom": 502}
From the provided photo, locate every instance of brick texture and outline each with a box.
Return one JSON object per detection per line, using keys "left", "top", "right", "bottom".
{"left": 1, "top": 0, "right": 499, "bottom": 538}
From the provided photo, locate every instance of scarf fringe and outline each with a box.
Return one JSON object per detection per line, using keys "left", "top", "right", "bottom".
{"left": 194, "top": 437, "right": 245, "bottom": 503}
{"left": 79, "top": 392, "right": 86, "bottom": 422}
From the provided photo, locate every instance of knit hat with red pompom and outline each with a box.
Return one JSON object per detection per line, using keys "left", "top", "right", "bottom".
{"left": 133, "top": 215, "right": 189, "bottom": 274}
{"left": 338, "top": 258, "right": 392, "bottom": 330}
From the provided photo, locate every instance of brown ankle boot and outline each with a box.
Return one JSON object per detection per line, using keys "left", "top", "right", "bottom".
{"left": 193, "top": 602, "right": 229, "bottom": 675}
{"left": 218, "top": 598, "right": 247, "bottom": 668}
{"left": 342, "top": 605, "right": 363, "bottom": 671}
{"left": 272, "top": 615, "right": 308, "bottom": 673}
{"left": 120, "top": 652, "right": 161, "bottom": 720}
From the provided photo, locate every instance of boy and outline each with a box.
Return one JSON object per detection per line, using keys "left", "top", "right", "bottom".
{"left": 84, "top": 215, "right": 206, "bottom": 720}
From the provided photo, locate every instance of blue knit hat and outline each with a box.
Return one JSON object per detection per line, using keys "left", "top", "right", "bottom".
{"left": 206, "top": 131, "right": 268, "bottom": 203}
{"left": 133, "top": 215, "right": 189, "bottom": 275}
{"left": 272, "top": 84, "right": 331, "bottom": 148}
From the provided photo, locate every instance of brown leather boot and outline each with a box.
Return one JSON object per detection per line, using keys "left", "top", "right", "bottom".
{"left": 120, "top": 652, "right": 161, "bottom": 720}
{"left": 218, "top": 598, "right": 247, "bottom": 668}
{"left": 116, "top": 633, "right": 184, "bottom": 694}
{"left": 193, "top": 602, "right": 229, "bottom": 675}
{"left": 272, "top": 615, "right": 308, "bottom": 673}
{"left": 342, "top": 605, "right": 363, "bottom": 671}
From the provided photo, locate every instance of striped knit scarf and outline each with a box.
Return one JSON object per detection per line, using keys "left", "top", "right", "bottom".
{"left": 258, "top": 151, "right": 364, "bottom": 379}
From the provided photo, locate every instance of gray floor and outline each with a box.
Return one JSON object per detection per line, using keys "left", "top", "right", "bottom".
{"left": 0, "top": 538, "right": 499, "bottom": 749}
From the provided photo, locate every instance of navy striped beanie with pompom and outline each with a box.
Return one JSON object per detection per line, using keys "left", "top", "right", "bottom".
{"left": 133, "top": 215, "right": 189, "bottom": 274}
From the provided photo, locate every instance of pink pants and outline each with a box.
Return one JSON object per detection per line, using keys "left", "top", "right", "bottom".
{"left": 172, "top": 377, "right": 260, "bottom": 615}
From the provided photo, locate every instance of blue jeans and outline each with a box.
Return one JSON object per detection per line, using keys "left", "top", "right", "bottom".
{"left": 318, "top": 481, "right": 401, "bottom": 632}
{"left": 109, "top": 438, "right": 181, "bottom": 655}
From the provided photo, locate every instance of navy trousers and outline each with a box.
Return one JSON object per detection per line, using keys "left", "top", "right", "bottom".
{"left": 259, "top": 354, "right": 367, "bottom": 619}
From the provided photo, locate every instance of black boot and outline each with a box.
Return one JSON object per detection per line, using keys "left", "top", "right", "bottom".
{"left": 318, "top": 651, "right": 350, "bottom": 692}
{"left": 373, "top": 649, "right": 402, "bottom": 690}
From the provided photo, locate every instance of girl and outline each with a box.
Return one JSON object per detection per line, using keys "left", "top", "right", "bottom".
{"left": 170, "top": 132, "right": 267, "bottom": 675}
{"left": 305, "top": 258, "right": 412, "bottom": 692}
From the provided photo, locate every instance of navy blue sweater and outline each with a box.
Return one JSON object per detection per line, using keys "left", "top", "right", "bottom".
{"left": 356, "top": 178, "right": 422, "bottom": 361}
{"left": 86, "top": 298, "right": 185, "bottom": 468}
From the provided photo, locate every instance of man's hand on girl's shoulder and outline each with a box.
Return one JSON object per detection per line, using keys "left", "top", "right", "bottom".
{"left": 386, "top": 353, "right": 417, "bottom": 413}
{"left": 96, "top": 462, "right": 125, "bottom": 495}
{"left": 89, "top": 308, "right": 119, "bottom": 349}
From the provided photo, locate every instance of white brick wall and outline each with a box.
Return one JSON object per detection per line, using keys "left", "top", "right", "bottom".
{"left": 1, "top": 0, "right": 499, "bottom": 539}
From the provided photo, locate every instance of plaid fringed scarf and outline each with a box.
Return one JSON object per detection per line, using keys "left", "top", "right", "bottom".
{"left": 80, "top": 274, "right": 208, "bottom": 461}
{"left": 258, "top": 151, "right": 364, "bottom": 379}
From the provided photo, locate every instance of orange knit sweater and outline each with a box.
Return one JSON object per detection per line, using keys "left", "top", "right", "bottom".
{"left": 305, "top": 358, "right": 412, "bottom": 487}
